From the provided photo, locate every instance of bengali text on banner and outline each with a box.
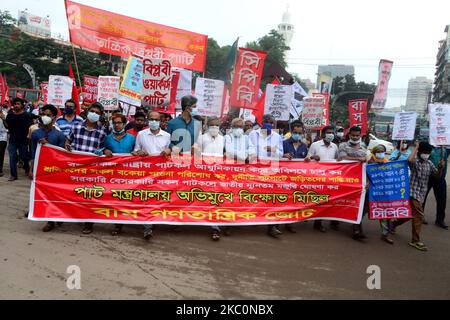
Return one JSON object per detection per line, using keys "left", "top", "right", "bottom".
{"left": 29, "top": 145, "right": 366, "bottom": 225}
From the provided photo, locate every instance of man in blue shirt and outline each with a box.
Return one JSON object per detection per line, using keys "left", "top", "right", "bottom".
{"left": 56, "top": 99, "right": 83, "bottom": 137}
{"left": 283, "top": 121, "right": 308, "bottom": 160}
{"left": 30, "top": 104, "right": 66, "bottom": 232}
{"left": 101, "top": 113, "right": 135, "bottom": 237}
{"left": 166, "top": 95, "right": 201, "bottom": 155}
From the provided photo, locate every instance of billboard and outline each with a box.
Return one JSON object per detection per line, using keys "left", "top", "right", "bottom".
{"left": 18, "top": 10, "right": 51, "bottom": 37}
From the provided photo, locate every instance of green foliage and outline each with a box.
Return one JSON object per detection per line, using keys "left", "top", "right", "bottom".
{"left": 329, "top": 75, "right": 377, "bottom": 126}
{"left": 0, "top": 11, "right": 16, "bottom": 26}
{"left": 0, "top": 11, "right": 108, "bottom": 88}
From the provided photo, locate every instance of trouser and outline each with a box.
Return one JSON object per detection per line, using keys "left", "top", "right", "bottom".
{"left": 144, "top": 224, "right": 154, "bottom": 232}
{"left": 211, "top": 225, "right": 220, "bottom": 232}
{"left": 393, "top": 198, "right": 423, "bottom": 243}
{"left": 379, "top": 219, "right": 393, "bottom": 236}
{"left": 7, "top": 142, "right": 30, "bottom": 178}
{"left": 423, "top": 176, "right": 447, "bottom": 224}
{"left": 0, "top": 141, "right": 7, "bottom": 173}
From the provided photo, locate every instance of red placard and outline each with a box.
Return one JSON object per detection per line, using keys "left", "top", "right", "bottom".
{"left": 40, "top": 82, "right": 48, "bottom": 104}
{"left": 29, "top": 145, "right": 366, "bottom": 225}
{"left": 65, "top": 0, "right": 208, "bottom": 72}
{"left": 83, "top": 75, "right": 98, "bottom": 106}
{"left": 348, "top": 99, "right": 368, "bottom": 135}
{"left": 230, "top": 48, "right": 267, "bottom": 109}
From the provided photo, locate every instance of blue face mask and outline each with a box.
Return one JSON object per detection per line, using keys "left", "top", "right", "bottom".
{"left": 65, "top": 107, "right": 74, "bottom": 115}
{"left": 262, "top": 123, "right": 273, "bottom": 135}
{"left": 292, "top": 133, "right": 301, "bottom": 141}
{"left": 190, "top": 107, "right": 199, "bottom": 116}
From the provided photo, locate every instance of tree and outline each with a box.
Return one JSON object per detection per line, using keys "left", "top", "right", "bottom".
{"left": 204, "top": 38, "right": 230, "bottom": 80}
{"left": 329, "top": 75, "right": 377, "bottom": 126}
{"left": 0, "top": 22, "right": 108, "bottom": 88}
{"left": 246, "top": 29, "right": 290, "bottom": 87}
{"left": 0, "top": 11, "right": 16, "bottom": 26}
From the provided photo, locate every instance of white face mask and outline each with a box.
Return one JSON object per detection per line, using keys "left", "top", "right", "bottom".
{"left": 87, "top": 112, "right": 100, "bottom": 123}
{"left": 149, "top": 120, "right": 160, "bottom": 131}
{"left": 349, "top": 138, "right": 361, "bottom": 145}
{"left": 420, "top": 154, "right": 430, "bottom": 161}
{"left": 208, "top": 126, "right": 220, "bottom": 137}
{"left": 324, "top": 134, "right": 334, "bottom": 142}
{"left": 41, "top": 116, "right": 52, "bottom": 126}
{"left": 375, "top": 153, "right": 385, "bottom": 159}
{"left": 232, "top": 128, "right": 244, "bottom": 137}
{"left": 337, "top": 132, "right": 344, "bottom": 138}
{"left": 403, "top": 144, "right": 408, "bottom": 150}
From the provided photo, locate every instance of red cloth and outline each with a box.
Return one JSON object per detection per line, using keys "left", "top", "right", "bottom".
{"left": 69, "top": 65, "right": 81, "bottom": 115}
{"left": 127, "top": 126, "right": 149, "bottom": 138}
{"left": 252, "top": 78, "right": 280, "bottom": 124}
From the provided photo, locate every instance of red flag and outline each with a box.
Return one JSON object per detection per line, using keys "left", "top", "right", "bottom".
{"left": 69, "top": 64, "right": 80, "bottom": 115}
{"left": 0, "top": 73, "right": 5, "bottom": 105}
{"left": 252, "top": 78, "right": 280, "bottom": 124}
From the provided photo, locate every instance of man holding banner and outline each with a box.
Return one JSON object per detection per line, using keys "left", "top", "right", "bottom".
{"left": 65, "top": 102, "right": 107, "bottom": 235}
{"left": 393, "top": 142, "right": 444, "bottom": 251}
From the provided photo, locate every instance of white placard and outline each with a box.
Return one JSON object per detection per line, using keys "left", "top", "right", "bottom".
{"left": 195, "top": 77, "right": 224, "bottom": 117}
{"left": 302, "top": 97, "right": 324, "bottom": 130}
{"left": 264, "top": 84, "right": 293, "bottom": 121}
{"left": 97, "top": 76, "right": 120, "bottom": 111}
{"left": 47, "top": 75, "right": 73, "bottom": 108}
{"left": 392, "top": 112, "right": 417, "bottom": 141}
{"left": 141, "top": 58, "right": 172, "bottom": 108}
{"left": 239, "top": 108, "right": 256, "bottom": 123}
{"left": 429, "top": 103, "right": 450, "bottom": 146}
{"left": 173, "top": 68, "right": 193, "bottom": 110}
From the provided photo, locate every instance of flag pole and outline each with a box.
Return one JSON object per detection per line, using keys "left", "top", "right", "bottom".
{"left": 71, "top": 43, "right": 83, "bottom": 94}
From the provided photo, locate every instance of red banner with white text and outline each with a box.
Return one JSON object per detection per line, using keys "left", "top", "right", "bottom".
{"left": 29, "top": 145, "right": 366, "bottom": 225}
{"left": 64, "top": 0, "right": 208, "bottom": 72}
{"left": 230, "top": 48, "right": 267, "bottom": 109}
{"left": 348, "top": 99, "right": 368, "bottom": 135}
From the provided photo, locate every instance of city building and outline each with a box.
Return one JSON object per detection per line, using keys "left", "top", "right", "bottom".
{"left": 405, "top": 77, "right": 433, "bottom": 114}
{"left": 316, "top": 65, "right": 355, "bottom": 90}
{"left": 433, "top": 24, "right": 450, "bottom": 103}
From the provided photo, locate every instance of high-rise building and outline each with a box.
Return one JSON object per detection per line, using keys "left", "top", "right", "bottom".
{"left": 316, "top": 65, "right": 355, "bottom": 88}
{"left": 433, "top": 25, "right": 450, "bottom": 103}
{"left": 405, "top": 77, "right": 433, "bottom": 114}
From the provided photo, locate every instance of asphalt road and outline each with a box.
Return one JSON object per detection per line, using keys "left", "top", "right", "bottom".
{"left": 0, "top": 160, "right": 449, "bottom": 299}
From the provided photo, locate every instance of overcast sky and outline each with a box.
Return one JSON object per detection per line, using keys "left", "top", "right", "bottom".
{"left": 5, "top": 0, "right": 450, "bottom": 108}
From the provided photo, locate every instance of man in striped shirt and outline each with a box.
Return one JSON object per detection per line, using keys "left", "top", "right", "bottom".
{"left": 65, "top": 102, "right": 107, "bottom": 234}
{"left": 56, "top": 99, "right": 84, "bottom": 137}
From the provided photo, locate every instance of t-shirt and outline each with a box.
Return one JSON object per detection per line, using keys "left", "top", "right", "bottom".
{"left": 5, "top": 111, "right": 33, "bottom": 145}
{"left": 31, "top": 128, "right": 66, "bottom": 160}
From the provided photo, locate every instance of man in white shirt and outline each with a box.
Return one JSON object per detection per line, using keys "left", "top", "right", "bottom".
{"left": 133, "top": 111, "right": 171, "bottom": 157}
{"left": 305, "top": 125, "right": 338, "bottom": 233}
{"left": 249, "top": 114, "right": 283, "bottom": 160}
{"left": 225, "top": 118, "right": 256, "bottom": 163}
{"left": 249, "top": 114, "right": 285, "bottom": 238}
{"left": 132, "top": 111, "right": 171, "bottom": 239}
{"left": 196, "top": 116, "right": 224, "bottom": 157}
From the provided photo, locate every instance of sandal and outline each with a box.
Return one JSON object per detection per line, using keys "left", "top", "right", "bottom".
{"left": 111, "top": 225, "right": 122, "bottom": 236}
{"left": 211, "top": 230, "right": 220, "bottom": 241}
{"left": 408, "top": 241, "right": 427, "bottom": 251}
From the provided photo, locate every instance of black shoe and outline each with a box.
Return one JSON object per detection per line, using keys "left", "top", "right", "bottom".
{"left": 0, "top": 172, "right": 4, "bottom": 177}
{"left": 330, "top": 221, "right": 339, "bottom": 231}
{"left": 313, "top": 221, "right": 326, "bottom": 233}
{"left": 42, "top": 222, "right": 55, "bottom": 232}
{"left": 56, "top": 222, "right": 63, "bottom": 227}
{"left": 435, "top": 222, "right": 449, "bottom": 230}
{"left": 82, "top": 226, "right": 93, "bottom": 234}
{"left": 268, "top": 226, "right": 282, "bottom": 238}
{"left": 423, "top": 219, "right": 428, "bottom": 225}
{"left": 285, "top": 224, "right": 297, "bottom": 233}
